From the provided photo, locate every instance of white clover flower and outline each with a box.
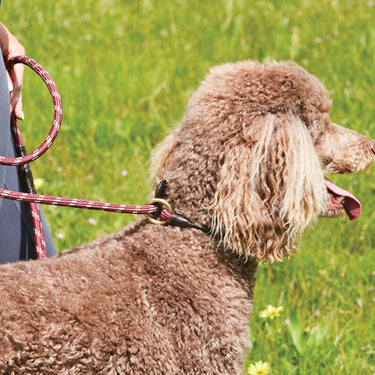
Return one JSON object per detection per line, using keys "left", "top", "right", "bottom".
{"left": 88, "top": 218, "right": 97, "bottom": 225}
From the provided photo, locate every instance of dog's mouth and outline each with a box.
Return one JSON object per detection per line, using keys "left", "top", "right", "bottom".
{"left": 324, "top": 177, "right": 361, "bottom": 220}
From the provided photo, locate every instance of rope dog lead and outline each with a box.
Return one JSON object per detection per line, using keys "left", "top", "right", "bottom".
{"left": 0, "top": 56, "right": 173, "bottom": 258}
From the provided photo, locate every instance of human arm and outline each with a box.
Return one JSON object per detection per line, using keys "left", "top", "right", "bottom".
{"left": 0, "top": 22, "right": 25, "bottom": 120}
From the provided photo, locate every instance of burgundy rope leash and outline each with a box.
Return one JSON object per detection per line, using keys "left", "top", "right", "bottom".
{"left": 0, "top": 55, "right": 63, "bottom": 259}
{"left": 0, "top": 56, "right": 175, "bottom": 259}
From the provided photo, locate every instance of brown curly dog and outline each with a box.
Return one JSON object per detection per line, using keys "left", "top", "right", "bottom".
{"left": 1, "top": 61, "right": 374, "bottom": 374}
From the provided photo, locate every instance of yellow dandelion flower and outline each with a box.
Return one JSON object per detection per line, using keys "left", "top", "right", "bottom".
{"left": 247, "top": 361, "right": 271, "bottom": 375}
{"left": 33, "top": 178, "right": 45, "bottom": 190}
{"left": 259, "top": 305, "right": 283, "bottom": 320}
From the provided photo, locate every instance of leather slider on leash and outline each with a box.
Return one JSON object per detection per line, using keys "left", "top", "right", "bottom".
{"left": 14, "top": 145, "right": 37, "bottom": 194}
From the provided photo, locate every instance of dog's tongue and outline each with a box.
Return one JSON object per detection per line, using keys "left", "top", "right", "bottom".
{"left": 324, "top": 178, "right": 361, "bottom": 221}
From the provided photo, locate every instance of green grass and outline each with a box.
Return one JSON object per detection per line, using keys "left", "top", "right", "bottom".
{"left": 2, "top": 0, "right": 375, "bottom": 373}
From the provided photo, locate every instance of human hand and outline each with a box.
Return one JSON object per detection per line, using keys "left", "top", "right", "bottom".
{"left": 0, "top": 22, "right": 25, "bottom": 120}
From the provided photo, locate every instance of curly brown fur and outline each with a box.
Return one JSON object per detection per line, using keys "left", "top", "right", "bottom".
{"left": 152, "top": 61, "right": 374, "bottom": 261}
{"left": 0, "top": 221, "right": 256, "bottom": 374}
{"left": 1, "top": 60, "right": 374, "bottom": 374}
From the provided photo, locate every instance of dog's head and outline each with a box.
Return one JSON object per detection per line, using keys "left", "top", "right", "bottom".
{"left": 151, "top": 61, "right": 375, "bottom": 262}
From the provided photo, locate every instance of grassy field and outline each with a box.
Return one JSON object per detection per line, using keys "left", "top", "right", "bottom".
{"left": 2, "top": 0, "right": 375, "bottom": 373}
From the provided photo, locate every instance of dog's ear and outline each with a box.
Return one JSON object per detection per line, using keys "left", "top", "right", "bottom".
{"left": 150, "top": 127, "right": 180, "bottom": 186}
{"left": 209, "top": 112, "right": 327, "bottom": 262}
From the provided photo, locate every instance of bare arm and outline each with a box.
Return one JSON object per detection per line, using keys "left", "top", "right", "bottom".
{"left": 0, "top": 22, "right": 25, "bottom": 120}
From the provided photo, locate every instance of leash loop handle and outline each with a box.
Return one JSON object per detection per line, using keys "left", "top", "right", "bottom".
{"left": 0, "top": 56, "right": 62, "bottom": 166}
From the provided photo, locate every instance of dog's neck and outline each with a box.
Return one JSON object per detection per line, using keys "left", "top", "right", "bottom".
{"left": 153, "top": 179, "right": 212, "bottom": 233}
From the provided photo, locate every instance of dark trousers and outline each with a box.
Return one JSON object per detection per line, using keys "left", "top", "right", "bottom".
{"left": 0, "top": 55, "right": 56, "bottom": 263}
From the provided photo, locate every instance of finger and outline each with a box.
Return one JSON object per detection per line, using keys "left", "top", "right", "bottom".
{"left": 13, "top": 94, "right": 24, "bottom": 120}
{"left": 9, "top": 63, "right": 24, "bottom": 93}
{"left": 9, "top": 65, "right": 24, "bottom": 114}
{"left": 9, "top": 85, "right": 20, "bottom": 113}
{"left": 6, "top": 71, "right": 13, "bottom": 92}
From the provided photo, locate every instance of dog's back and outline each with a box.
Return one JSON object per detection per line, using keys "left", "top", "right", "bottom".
{"left": 0, "top": 219, "right": 257, "bottom": 374}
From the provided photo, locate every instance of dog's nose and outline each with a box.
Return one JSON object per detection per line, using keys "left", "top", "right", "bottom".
{"left": 372, "top": 140, "right": 375, "bottom": 155}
